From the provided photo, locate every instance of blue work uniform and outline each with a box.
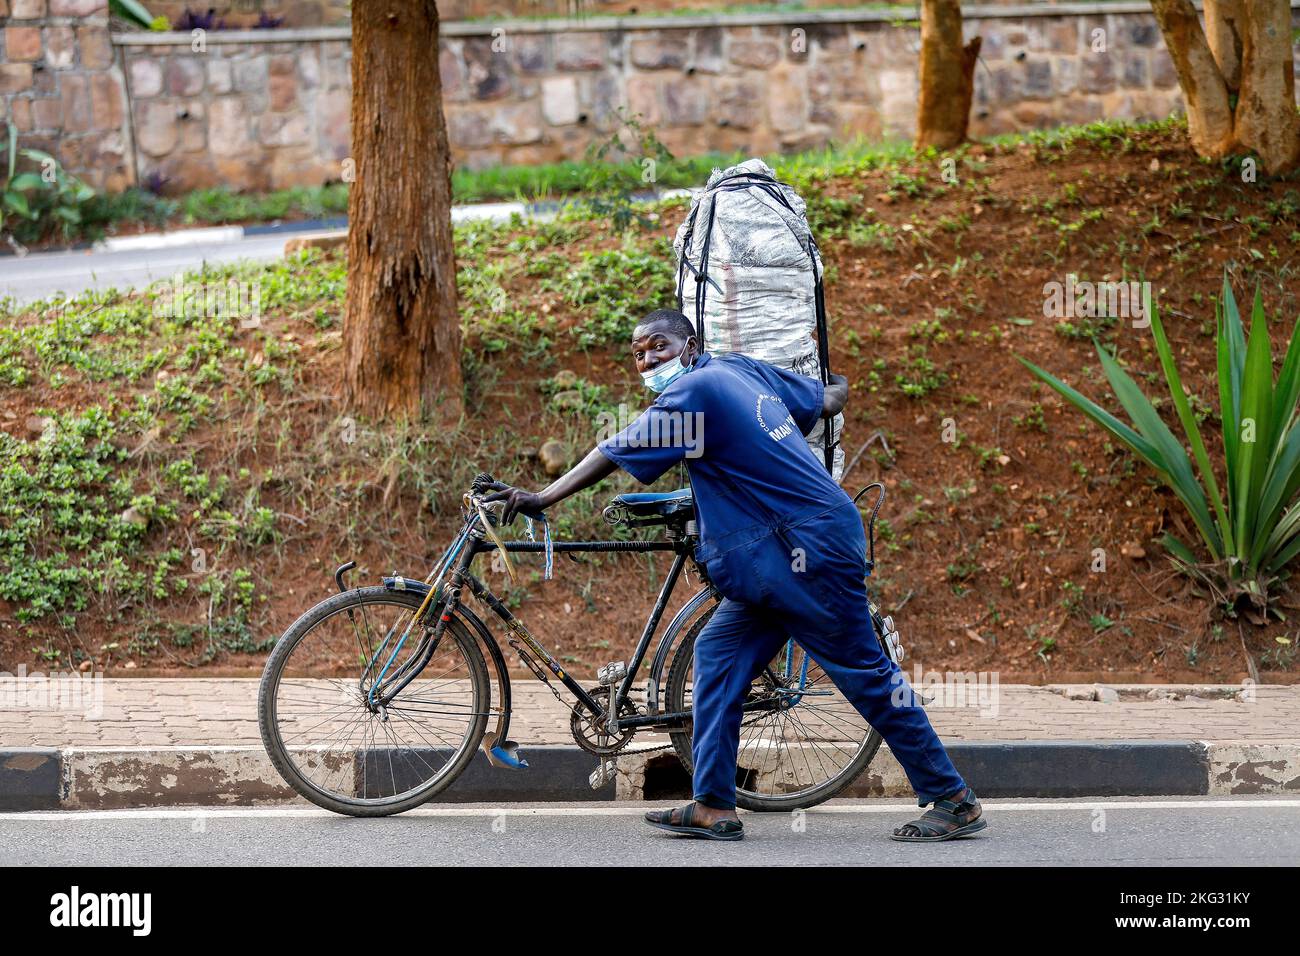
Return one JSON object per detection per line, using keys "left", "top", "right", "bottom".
{"left": 597, "top": 351, "right": 966, "bottom": 810}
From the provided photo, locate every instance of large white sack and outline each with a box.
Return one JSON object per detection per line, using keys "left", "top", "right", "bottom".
{"left": 674, "top": 159, "right": 843, "bottom": 482}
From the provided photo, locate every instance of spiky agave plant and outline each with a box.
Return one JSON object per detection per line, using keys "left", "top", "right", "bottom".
{"left": 1018, "top": 273, "right": 1300, "bottom": 619}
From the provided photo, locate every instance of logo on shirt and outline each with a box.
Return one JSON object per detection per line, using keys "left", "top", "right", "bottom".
{"left": 755, "top": 393, "right": 796, "bottom": 442}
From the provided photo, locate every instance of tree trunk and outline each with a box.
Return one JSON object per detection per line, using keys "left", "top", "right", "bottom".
{"left": 1204, "top": 0, "right": 1244, "bottom": 90}
{"left": 1234, "top": 0, "right": 1300, "bottom": 173}
{"left": 1149, "top": 0, "right": 1236, "bottom": 157}
{"left": 915, "top": 0, "right": 981, "bottom": 149}
{"left": 343, "top": 0, "right": 463, "bottom": 424}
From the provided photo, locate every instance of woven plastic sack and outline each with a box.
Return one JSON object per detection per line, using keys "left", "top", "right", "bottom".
{"left": 674, "top": 158, "right": 844, "bottom": 481}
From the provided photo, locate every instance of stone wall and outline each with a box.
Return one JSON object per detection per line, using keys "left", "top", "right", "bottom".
{"left": 8, "top": 4, "right": 1300, "bottom": 194}
{"left": 0, "top": 0, "right": 133, "bottom": 191}
{"left": 129, "top": 0, "right": 1060, "bottom": 28}
{"left": 123, "top": 35, "right": 349, "bottom": 191}
{"left": 142, "top": 0, "right": 349, "bottom": 28}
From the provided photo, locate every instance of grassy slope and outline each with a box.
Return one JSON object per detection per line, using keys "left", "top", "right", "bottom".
{"left": 3, "top": 117, "right": 1300, "bottom": 681}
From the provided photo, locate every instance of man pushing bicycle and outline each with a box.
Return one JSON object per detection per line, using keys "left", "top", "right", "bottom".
{"left": 486, "top": 309, "right": 987, "bottom": 843}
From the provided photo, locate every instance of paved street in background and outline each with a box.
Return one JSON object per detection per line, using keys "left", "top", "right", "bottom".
{"left": 2, "top": 798, "right": 1297, "bottom": 866}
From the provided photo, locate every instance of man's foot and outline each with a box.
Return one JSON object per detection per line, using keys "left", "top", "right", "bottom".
{"left": 890, "top": 786, "right": 987, "bottom": 843}
{"left": 644, "top": 801, "right": 744, "bottom": 841}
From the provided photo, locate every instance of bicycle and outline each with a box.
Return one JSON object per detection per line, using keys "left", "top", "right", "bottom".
{"left": 258, "top": 472, "right": 903, "bottom": 817}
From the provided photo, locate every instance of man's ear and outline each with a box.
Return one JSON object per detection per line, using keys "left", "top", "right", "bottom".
{"left": 685, "top": 335, "right": 699, "bottom": 363}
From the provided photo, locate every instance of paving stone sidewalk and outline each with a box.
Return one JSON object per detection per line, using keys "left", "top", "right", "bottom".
{"left": 3, "top": 679, "right": 1296, "bottom": 748}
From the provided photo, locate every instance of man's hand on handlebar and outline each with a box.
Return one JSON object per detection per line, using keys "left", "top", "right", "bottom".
{"left": 482, "top": 482, "right": 546, "bottom": 525}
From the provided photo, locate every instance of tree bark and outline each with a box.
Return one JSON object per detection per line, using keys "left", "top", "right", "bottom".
{"left": 1149, "top": 0, "right": 1237, "bottom": 157}
{"left": 1204, "top": 0, "right": 1244, "bottom": 90}
{"left": 915, "top": 0, "right": 981, "bottom": 149}
{"left": 1234, "top": 0, "right": 1300, "bottom": 173}
{"left": 343, "top": 0, "right": 463, "bottom": 425}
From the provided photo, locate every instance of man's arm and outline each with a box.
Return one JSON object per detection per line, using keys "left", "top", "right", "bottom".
{"left": 485, "top": 446, "right": 618, "bottom": 524}
{"left": 822, "top": 372, "right": 848, "bottom": 418}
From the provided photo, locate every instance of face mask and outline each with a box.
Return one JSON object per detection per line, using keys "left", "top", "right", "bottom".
{"left": 642, "top": 354, "right": 693, "bottom": 393}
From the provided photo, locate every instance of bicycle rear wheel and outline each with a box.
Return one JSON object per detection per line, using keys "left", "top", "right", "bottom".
{"left": 664, "top": 600, "right": 896, "bottom": 812}
{"left": 258, "top": 586, "right": 489, "bottom": 817}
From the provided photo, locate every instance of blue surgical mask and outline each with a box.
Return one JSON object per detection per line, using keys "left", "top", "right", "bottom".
{"left": 642, "top": 354, "right": 693, "bottom": 393}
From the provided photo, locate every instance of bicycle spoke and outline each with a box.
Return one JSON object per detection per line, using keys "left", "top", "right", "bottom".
{"left": 266, "top": 594, "right": 485, "bottom": 809}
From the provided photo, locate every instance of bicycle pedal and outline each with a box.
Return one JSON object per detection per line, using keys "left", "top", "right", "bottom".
{"left": 588, "top": 757, "right": 617, "bottom": 790}
{"left": 597, "top": 660, "right": 627, "bottom": 686}
{"left": 482, "top": 732, "right": 529, "bottom": 770}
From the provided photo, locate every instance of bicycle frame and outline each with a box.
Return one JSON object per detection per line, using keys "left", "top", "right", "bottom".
{"left": 368, "top": 510, "right": 720, "bottom": 758}
{"left": 358, "top": 480, "right": 890, "bottom": 762}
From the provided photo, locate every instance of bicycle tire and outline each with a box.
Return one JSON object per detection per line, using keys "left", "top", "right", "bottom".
{"left": 664, "top": 599, "right": 896, "bottom": 812}
{"left": 258, "top": 586, "right": 490, "bottom": 817}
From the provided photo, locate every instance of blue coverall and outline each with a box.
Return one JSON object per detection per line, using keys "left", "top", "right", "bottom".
{"left": 598, "top": 351, "right": 967, "bottom": 810}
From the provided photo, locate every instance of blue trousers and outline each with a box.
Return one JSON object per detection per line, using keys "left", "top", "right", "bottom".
{"left": 691, "top": 499, "right": 966, "bottom": 810}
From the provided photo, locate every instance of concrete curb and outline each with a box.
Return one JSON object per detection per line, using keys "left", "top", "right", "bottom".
{"left": 3, "top": 740, "right": 1296, "bottom": 811}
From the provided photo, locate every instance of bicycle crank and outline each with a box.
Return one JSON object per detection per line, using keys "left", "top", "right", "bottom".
{"left": 570, "top": 686, "right": 637, "bottom": 756}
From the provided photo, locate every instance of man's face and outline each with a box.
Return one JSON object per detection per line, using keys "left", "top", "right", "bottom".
{"left": 631, "top": 321, "right": 697, "bottom": 375}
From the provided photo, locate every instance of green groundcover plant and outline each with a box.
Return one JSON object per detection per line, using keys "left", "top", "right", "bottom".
{"left": 1019, "top": 272, "right": 1300, "bottom": 619}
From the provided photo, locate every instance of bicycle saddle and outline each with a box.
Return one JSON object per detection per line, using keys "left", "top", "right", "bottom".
{"left": 609, "top": 488, "right": 694, "bottom": 519}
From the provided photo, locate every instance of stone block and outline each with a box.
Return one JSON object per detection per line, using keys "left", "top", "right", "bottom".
{"left": 1024, "top": 58, "right": 1053, "bottom": 99}
{"left": 626, "top": 73, "right": 662, "bottom": 125}
{"left": 491, "top": 101, "right": 542, "bottom": 145}
{"left": 0, "top": 64, "right": 33, "bottom": 95}
{"left": 316, "top": 86, "right": 349, "bottom": 158}
{"left": 439, "top": 45, "right": 463, "bottom": 101}
{"left": 1081, "top": 52, "right": 1116, "bottom": 94}
{"left": 233, "top": 57, "right": 268, "bottom": 94}
{"left": 268, "top": 72, "right": 297, "bottom": 111}
{"left": 166, "top": 57, "right": 204, "bottom": 97}
{"left": 60, "top": 71, "right": 91, "bottom": 131}
{"left": 76, "top": 24, "right": 113, "bottom": 70}
{"left": 692, "top": 28, "right": 724, "bottom": 74}
{"left": 663, "top": 76, "right": 707, "bottom": 126}
{"left": 31, "top": 95, "right": 61, "bottom": 130}
{"left": 512, "top": 34, "right": 551, "bottom": 74}
{"left": 49, "top": 0, "right": 104, "bottom": 14}
{"left": 129, "top": 56, "right": 164, "bottom": 96}
{"left": 9, "top": 96, "right": 33, "bottom": 131}
{"left": 712, "top": 76, "right": 762, "bottom": 130}
{"left": 207, "top": 57, "right": 232, "bottom": 95}
{"left": 208, "top": 96, "right": 252, "bottom": 157}
{"left": 257, "top": 111, "right": 309, "bottom": 147}
{"left": 554, "top": 32, "right": 606, "bottom": 71}
{"left": 89, "top": 71, "right": 124, "bottom": 130}
{"left": 135, "top": 97, "right": 178, "bottom": 156}
{"left": 729, "top": 37, "right": 781, "bottom": 70}
{"left": 1122, "top": 50, "right": 1148, "bottom": 89}
{"left": 631, "top": 32, "right": 688, "bottom": 70}
{"left": 541, "top": 74, "right": 578, "bottom": 126}
{"left": 5, "top": 26, "right": 42, "bottom": 63}
{"left": 464, "top": 36, "right": 511, "bottom": 100}
{"left": 43, "top": 25, "right": 74, "bottom": 69}
{"left": 767, "top": 65, "right": 807, "bottom": 133}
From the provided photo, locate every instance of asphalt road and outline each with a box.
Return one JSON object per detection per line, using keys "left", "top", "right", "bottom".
{"left": 0, "top": 234, "right": 296, "bottom": 307}
{"left": 1, "top": 797, "right": 1296, "bottom": 866}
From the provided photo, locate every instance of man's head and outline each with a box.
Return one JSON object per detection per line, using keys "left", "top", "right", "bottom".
{"left": 631, "top": 309, "right": 699, "bottom": 375}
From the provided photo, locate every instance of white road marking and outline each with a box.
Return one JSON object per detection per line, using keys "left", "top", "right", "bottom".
{"left": 1, "top": 798, "right": 1296, "bottom": 822}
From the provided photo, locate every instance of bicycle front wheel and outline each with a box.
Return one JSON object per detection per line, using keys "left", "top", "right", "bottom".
{"left": 664, "top": 600, "right": 895, "bottom": 812}
{"left": 258, "top": 586, "right": 490, "bottom": 817}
